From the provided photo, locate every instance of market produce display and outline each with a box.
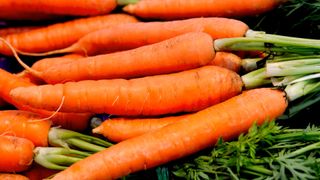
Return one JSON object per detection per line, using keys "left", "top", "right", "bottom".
{"left": 0, "top": 0, "right": 319, "bottom": 179}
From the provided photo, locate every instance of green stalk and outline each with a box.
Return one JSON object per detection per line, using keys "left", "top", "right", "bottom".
{"left": 274, "top": 131, "right": 320, "bottom": 142}
{"left": 48, "top": 127, "right": 113, "bottom": 152}
{"left": 284, "top": 79, "right": 320, "bottom": 101}
{"left": 241, "top": 68, "right": 271, "bottom": 89}
{"left": 214, "top": 30, "right": 320, "bottom": 55}
{"left": 34, "top": 147, "right": 91, "bottom": 170}
{"left": 244, "top": 165, "right": 273, "bottom": 176}
{"left": 271, "top": 75, "right": 303, "bottom": 86}
{"left": 241, "top": 58, "right": 264, "bottom": 72}
{"left": 284, "top": 142, "right": 320, "bottom": 159}
{"left": 117, "top": 0, "right": 139, "bottom": 6}
{"left": 245, "top": 30, "right": 320, "bottom": 43}
{"left": 65, "top": 138, "right": 107, "bottom": 152}
{"left": 280, "top": 92, "right": 320, "bottom": 119}
{"left": 266, "top": 59, "right": 320, "bottom": 76}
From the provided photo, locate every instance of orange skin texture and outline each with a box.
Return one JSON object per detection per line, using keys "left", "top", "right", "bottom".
{"left": 59, "top": 17, "right": 248, "bottom": 56}
{"left": 0, "top": 0, "right": 117, "bottom": 16}
{"left": 0, "top": 26, "right": 40, "bottom": 37}
{"left": 93, "top": 114, "right": 190, "bottom": 142}
{"left": 209, "top": 52, "right": 242, "bottom": 72}
{"left": 0, "top": 110, "right": 51, "bottom": 147}
{"left": 10, "top": 66, "right": 243, "bottom": 116}
{"left": 31, "top": 54, "right": 84, "bottom": 72}
{"left": 0, "top": 173, "right": 30, "bottom": 180}
{"left": 39, "top": 32, "right": 216, "bottom": 84}
{"left": 124, "top": 0, "right": 287, "bottom": 20}
{"left": 0, "top": 69, "right": 92, "bottom": 131}
{"left": 0, "top": 136, "right": 34, "bottom": 173}
{"left": 52, "top": 88, "right": 288, "bottom": 180}
{"left": 16, "top": 54, "right": 85, "bottom": 85}
{"left": 0, "top": 14, "right": 138, "bottom": 56}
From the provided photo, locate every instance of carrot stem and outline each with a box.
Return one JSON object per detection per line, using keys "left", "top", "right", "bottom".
{"left": 48, "top": 128, "right": 113, "bottom": 152}
{"left": 266, "top": 59, "right": 320, "bottom": 77}
{"left": 63, "top": 138, "right": 107, "bottom": 152}
{"left": 284, "top": 142, "right": 320, "bottom": 159}
{"left": 214, "top": 30, "right": 320, "bottom": 54}
{"left": 284, "top": 79, "right": 320, "bottom": 101}
{"left": 34, "top": 147, "right": 90, "bottom": 170}
{"left": 241, "top": 68, "right": 271, "bottom": 89}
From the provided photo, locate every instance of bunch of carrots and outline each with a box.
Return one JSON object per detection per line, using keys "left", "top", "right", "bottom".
{"left": 0, "top": 1, "right": 319, "bottom": 179}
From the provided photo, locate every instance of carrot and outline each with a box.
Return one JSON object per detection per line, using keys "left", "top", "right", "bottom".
{"left": 33, "top": 17, "right": 248, "bottom": 56}
{"left": 0, "top": 0, "right": 117, "bottom": 17}
{"left": 0, "top": 14, "right": 138, "bottom": 56}
{"left": 28, "top": 32, "right": 216, "bottom": 84}
{"left": 26, "top": 51, "right": 240, "bottom": 84}
{"left": 16, "top": 54, "right": 85, "bottom": 85}
{"left": 0, "top": 68, "right": 92, "bottom": 131}
{"left": 0, "top": 136, "right": 34, "bottom": 173}
{"left": 23, "top": 164, "right": 58, "bottom": 180}
{"left": 10, "top": 66, "right": 243, "bottom": 116}
{"left": 16, "top": 71, "right": 44, "bottom": 85}
{"left": 0, "top": 10, "right": 62, "bottom": 21}
{"left": 0, "top": 26, "right": 40, "bottom": 37}
{"left": 121, "top": 0, "right": 287, "bottom": 20}
{"left": 0, "top": 110, "right": 51, "bottom": 147}
{"left": 51, "top": 88, "right": 288, "bottom": 179}
{"left": 32, "top": 54, "right": 84, "bottom": 72}
{"left": 0, "top": 173, "right": 30, "bottom": 180}
{"left": 209, "top": 52, "right": 242, "bottom": 72}
{"left": 93, "top": 114, "right": 189, "bottom": 142}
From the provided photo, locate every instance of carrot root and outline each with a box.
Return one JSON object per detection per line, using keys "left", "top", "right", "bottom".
{"left": 51, "top": 88, "right": 288, "bottom": 179}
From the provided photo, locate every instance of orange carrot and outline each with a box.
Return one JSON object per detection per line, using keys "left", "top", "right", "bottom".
{"left": 16, "top": 71, "right": 44, "bottom": 85}
{"left": 0, "top": 26, "right": 40, "bottom": 37}
{"left": 35, "top": 17, "right": 248, "bottom": 56}
{"left": 0, "top": 173, "right": 30, "bottom": 180}
{"left": 0, "top": 14, "right": 138, "bottom": 56}
{"left": 0, "top": 136, "right": 34, "bottom": 173}
{"left": 10, "top": 66, "right": 243, "bottom": 116}
{"left": 28, "top": 32, "right": 216, "bottom": 84}
{"left": 0, "top": 110, "right": 51, "bottom": 147}
{"left": 0, "top": 10, "right": 62, "bottom": 21}
{"left": 16, "top": 54, "right": 85, "bottom": 85}
{"left": 32, "top": 54, "right": 84, "bottom": 72}
{"left": 23, "top": 164, "right": 58, "bottom": 180}
{"left": 93, "top": 114, "right": 189, "bottom": 142}
{"left": 51, "top": 88, "right": 288, "bottom": 179}
{"left": 0, "top": 69, "right": 92, "bottom": 131}
{"left": 209, "top": 52, "right": 242, "bottom": 72}
{"left": 0, "top": 0, "right": 117, "bottom": 16}
{"left": 122, "top": 0, "right": 287, "bottom": 20}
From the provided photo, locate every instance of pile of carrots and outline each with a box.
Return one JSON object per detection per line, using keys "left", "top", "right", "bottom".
{"left": 1, "top": 0, "right": 314, "bottom": 179}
